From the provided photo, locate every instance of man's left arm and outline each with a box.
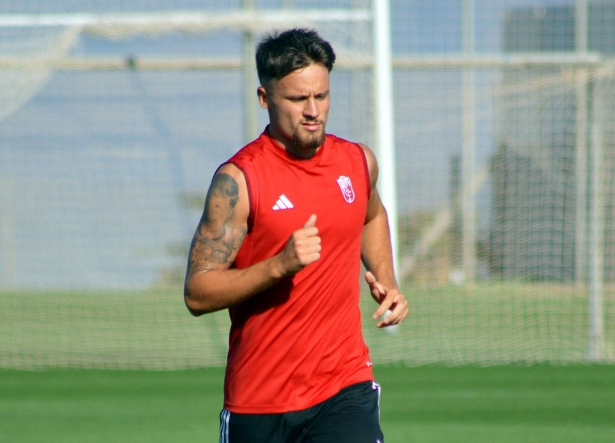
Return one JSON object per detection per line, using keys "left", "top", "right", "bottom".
{"left": 359, "top": 143, "right": 409, "bottom": 328}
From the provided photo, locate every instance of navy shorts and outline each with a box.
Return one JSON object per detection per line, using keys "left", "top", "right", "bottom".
{"left": 218, "top": 381, "right": 384, "bottom": 443}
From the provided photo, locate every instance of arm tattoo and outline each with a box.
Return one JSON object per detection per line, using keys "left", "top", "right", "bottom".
{"left": 187, "top": 174, "right": 247, "bottom": 277}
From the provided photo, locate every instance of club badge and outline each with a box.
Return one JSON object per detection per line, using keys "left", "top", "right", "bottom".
{"left": 336, "top": 176, "right": 355, "bottom": 203}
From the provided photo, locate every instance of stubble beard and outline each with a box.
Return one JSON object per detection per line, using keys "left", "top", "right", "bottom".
{"left": 292, "top": 128, "right": 326, "bottom": 152}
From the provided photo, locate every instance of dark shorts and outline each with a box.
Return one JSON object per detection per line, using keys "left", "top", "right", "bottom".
{"left": 218, "top": 381, "right": 384, "bottom": 443}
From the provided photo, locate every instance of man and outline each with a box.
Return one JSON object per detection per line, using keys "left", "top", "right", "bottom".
{"left": 184, "top": 28, "right": 408, "bottom": 443}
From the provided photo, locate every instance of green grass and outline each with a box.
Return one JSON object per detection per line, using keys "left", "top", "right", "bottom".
{"left": 376, "top": 364, "right": 615, "bottom": 442}
{"left": 2, "top": 283, "right": 613, "bottom": 369}
{"left": 1, "top": 365, "right": 614, "bottom": 442}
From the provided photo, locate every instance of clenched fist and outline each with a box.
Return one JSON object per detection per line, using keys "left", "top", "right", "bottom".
{"left": 278, "top": 214, "right": 321, "bottom": 276}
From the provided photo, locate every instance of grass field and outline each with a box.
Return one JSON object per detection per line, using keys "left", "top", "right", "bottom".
{"left": 1, "top": 283, "right": 613, "bottom": 369}
{"left": 1, "top": 364, "right": 614, "bottom": 442}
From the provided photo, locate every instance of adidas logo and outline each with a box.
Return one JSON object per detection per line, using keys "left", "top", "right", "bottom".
{"left": 273, "top": 194, "right": 294, "bottom": 210}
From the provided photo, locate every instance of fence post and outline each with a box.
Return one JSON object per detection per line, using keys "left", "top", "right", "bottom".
{"left": 462, "top": 0, "right": 477, "bottom": 285}
{"left": 588, "top": 77, "right": 605, "bottom": 362}
{"left": 373, "top": 0, "right": 399, "bottom": 277}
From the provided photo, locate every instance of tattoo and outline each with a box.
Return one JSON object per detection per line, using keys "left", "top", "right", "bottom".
{"left": 187, "top": 174, "right": 247, "bottom": 277}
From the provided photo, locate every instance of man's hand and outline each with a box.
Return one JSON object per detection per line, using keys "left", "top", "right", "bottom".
{"left": 365, "top": 271, "right": 409, "bottom": 328}
{"left": 278, "top": 214, "right": 321, "bottom": 277}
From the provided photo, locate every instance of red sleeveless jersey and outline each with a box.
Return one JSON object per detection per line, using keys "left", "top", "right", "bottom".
{"left": 222, "top": 129, "right": 374, "bottom": 413}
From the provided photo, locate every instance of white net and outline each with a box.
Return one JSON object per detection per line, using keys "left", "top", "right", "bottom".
{"left": 1, "top": 0, "right": 614, "bottom": 369}
{"left": 386, "top": 0, "right": 615, "bottom": 364}
{"left": 0, "top": 26, "right": 80, "bottom": 122}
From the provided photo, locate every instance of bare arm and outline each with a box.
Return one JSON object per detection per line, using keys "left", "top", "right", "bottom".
{"left": 183, "top": 163, "right": 321, "bottom": 316}
{"left": 359, "top": 144, "right": 409, "bottom": 327}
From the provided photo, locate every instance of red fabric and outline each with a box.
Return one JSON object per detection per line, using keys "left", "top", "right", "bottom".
{"left": 222, "top": 129, "right": 374, "bottom": 413}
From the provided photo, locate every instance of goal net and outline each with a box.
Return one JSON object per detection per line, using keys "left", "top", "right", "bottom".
{"left": 1, "top": 0, "right": 614, "bottom": 369}
{"left": 389, "top": 1, "right": 615, "bottom": 365}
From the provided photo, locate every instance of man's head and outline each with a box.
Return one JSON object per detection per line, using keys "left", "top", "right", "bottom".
{"left": 256, "top": 28, "right": 336, "bottom": 158}
{"left": 256, "top": 28, "right": 336, "bottom": 89}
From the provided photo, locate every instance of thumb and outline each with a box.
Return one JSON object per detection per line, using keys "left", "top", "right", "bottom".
{"left": 303, "top": 214, "right": 317, "bottom": 229}
{"left": 364, "top": 271, "right": 377, "bottom": 285}
{"left": 365, "top": 271, "right": 385, "bottom": 296}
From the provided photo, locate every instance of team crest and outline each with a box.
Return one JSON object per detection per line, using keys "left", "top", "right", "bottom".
{"left": 336, "top": 176, "right": 355, "bottom": 203}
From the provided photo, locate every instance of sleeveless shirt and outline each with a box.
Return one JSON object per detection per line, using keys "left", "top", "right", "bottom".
{"left": 223, "top": 128, "right": 374, "bottom": 414}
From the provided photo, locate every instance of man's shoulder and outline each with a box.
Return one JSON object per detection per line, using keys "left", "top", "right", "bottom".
{"left": 325, "top": 134, "right": 369, "bottom": 162}
{"left": 326, "top": 133, "right": 364, "bottom": 151}
{"left": 326, "top": 133, "right": 351, "bottom": 144}
{"left": 229, "top": 134, "right": 269, "bottom": 163}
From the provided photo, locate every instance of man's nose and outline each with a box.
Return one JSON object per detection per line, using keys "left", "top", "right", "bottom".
{"left": 303, "top": 97, "right": 318, "bottom": 118}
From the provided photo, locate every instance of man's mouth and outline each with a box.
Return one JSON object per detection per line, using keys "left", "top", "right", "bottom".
{"left": 302, "top": 121, "right": 321, "bottom": 131}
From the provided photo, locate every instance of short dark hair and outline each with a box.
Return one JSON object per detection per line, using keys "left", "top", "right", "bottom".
{"left": 255, "top": 28, "right": 336, "bottom": 87}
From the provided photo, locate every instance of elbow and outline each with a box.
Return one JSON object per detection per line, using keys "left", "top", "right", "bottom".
{"left": 183, "top": 282, "right": 212, "bottom": 317}
{"left": 184, "top": 298, "right": 206, "bottom": 317}
{"left": 183, "top": 268, "right": 233, "bottom": 315}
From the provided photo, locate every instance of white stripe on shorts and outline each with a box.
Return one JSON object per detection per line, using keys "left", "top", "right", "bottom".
{"left": 372, "top": 381, "right": 382, "bottom": 420}
{"left": 219, "top": 408, "right": 230, "bottom": 443}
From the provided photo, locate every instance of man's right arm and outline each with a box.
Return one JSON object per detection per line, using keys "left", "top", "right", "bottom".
{"left": 183, "top": 163, "right": 321, "bottom": 316}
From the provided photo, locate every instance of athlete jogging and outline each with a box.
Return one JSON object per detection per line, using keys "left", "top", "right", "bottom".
{"left": 184, "top": 27, "right": 409, "bottom": 443}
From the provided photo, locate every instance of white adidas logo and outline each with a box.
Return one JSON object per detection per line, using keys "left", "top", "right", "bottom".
{"left": 273, "top": 194, "right": 294, "bottom": 210}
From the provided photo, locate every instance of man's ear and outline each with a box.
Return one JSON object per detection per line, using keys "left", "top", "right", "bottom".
{"left": 257, "top": 86, "right": 268, "bottom": 109}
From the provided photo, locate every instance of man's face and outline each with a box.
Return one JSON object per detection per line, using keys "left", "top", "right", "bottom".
{"left": 258, "top": 63, "right": 330, "bottom": 158}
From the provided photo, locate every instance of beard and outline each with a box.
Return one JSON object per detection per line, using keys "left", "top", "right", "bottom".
{"left": 292, "top": 128, "right": 326, "bottom": 152}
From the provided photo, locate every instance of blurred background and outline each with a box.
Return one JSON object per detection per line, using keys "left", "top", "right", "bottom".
{"left": 0, "top": 0, "right": 613, "bottom": 369}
